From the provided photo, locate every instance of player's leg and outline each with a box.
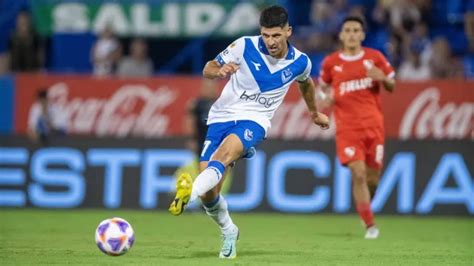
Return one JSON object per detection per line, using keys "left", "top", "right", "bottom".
{"left": 348, "top": 160, "right": 378, "bottom": 239}
{"left": 347, "top": 161, "right": 374, "bottom": 224}
{"left": 190, "top": 133, "right": 244, "bottom": 202}
{"left": 188, "top": 137, "right": 242, "bottom": 259}
{"left": 169, "top": 122, "right": 237, "bottom": 216}
{"left": 199, "top": 121, "right": 264, "bottom": 259}
{"left": 366, "top": 167, "right": 381, "bottom": 200}
{"left": 198, "top": 162, "right": 239, "bottom": 259}
{"left": 363, "top": 165, "right": 381, "bottom": 239}
{"left": 358, "top": 129, "right": 384, "bottom": 239}
{"left": 336, "top": 131, "right": 375, "bottom": 232}
{"left": 168, "top": 133, "right": 242, "bottom": 216}
{"left": 366, "top": 127, "right": 385, "bottom": 200}
{"left": 358, "top": 128, "right": 385, "bottom": 239}
{"left": 191, "top": 121, "right": 264, "bottom": 203}
{"left": 200, "top": 162, "right": 236, "bottom": 236}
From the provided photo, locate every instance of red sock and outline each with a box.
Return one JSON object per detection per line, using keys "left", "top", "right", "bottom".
{"left": 356, "top": 202, "right": 374, "bottom": 228}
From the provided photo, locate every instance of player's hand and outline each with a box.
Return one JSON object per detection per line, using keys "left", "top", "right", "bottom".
{"left": 217, "top": 63, "right": 239, "bottom": 78}
{"left": 366, "top": 66, "right": 386, "bottom": 82}
{"left": 311, "top": 111, "right": 330, "bottom": 130}
{"left": 316, "top": 89, "right": 334, "bottom": 110}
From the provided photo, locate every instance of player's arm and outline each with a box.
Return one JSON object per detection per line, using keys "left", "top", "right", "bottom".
{"left": 382, "top": 77, "right": 395, "bottom": 92}
{"left": 366, "top": 66, "right": 395, "bottom": 92}
{"left": 316, "top": 83, "right": 334, "bottom": 109}
{"left": 367, "top": 51, "right": 396, "bottom": 92}
{"left": 203, "top": 37, "right": 243, "bottom": 79}
{"left": 203, "top": 60, "right": 239, "bottom": 79}
{"left": 297, "top": 78, "right": 330, "bottom": 129}
{"left": 316, "top": 57, "right": 335, "bottom": 108}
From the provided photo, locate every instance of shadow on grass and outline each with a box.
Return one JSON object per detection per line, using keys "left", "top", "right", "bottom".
{"left": 163, "top": 249, "right": 301, "bottom": 259}
{"left": 317, "top": 232, "right": 356, "bottom": 238}
{"left": 162, "top": 251, "right": 215, "bottom": 259}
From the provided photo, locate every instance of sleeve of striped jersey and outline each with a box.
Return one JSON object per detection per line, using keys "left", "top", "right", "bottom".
{"left": 318, "top": 57, "right": 332, "bottom": 85}
{"left": 376, "top": 51, "right": 396, "bottom": 79}
{"left": 214, "top": 37, "right": 245, "bottom": 66}
{"left": 296, "top": 56, "right": 312, "bottom": 82}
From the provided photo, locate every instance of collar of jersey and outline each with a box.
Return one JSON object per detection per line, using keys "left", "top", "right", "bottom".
{"left": 258, "top": 37, "right": 295, "bottom": 60}
{"left": 338, "top": 49, "right": 365, "bottom": 61}
{"left": 244, "top": 38, "right": 308, "bottom": 92}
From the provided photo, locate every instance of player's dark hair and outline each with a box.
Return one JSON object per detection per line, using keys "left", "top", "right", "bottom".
{"left": 259, "top": 5, "right": 289, "bottom": 28}
{"left": 37, "top": 89, "right": 48, "bottom": 99}
{"left": 341, "top": 16, "right": 366, "bottom": 31}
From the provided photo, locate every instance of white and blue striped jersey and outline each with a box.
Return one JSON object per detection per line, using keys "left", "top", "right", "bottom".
{"left": 208, "top": 35, "right": 312, "bottom": 133}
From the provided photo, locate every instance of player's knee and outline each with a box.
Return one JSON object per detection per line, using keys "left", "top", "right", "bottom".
{"left": 212, "top": 149, "right": 240, "bottom": 166}
{"left": 367, "top": 170, "right": 380, "bottom": 185}
{"left": 367, "top": 178, "right": 378, "bottom": 188}
{"left": 351, "top": 169, "right": 367, "bottom": 185}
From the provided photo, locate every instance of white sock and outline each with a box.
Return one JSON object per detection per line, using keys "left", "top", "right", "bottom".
{"left": 190, "top": 167, "right": 223, "bottom": 202}
{"left": 203, "top": 195, "right": 236, "bottom": 235}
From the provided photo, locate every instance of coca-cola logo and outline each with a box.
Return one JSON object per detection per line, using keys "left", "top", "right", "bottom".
{"left": 34, "top": 82, "right": 177, "bottom": 137}
{"left": 399, "top": 87, "right": 474, "bottom": 140}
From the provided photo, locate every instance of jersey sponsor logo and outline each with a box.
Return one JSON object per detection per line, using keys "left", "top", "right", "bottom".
{"left": 334, "top": 65, "right": 343, "bottom": 72}
{"left": 239, "top": 90, "right": 278, "bottom": 108}
{"left": 344, "top": 146, "right": 356, "bottom": 158}
{"left": 251, "top": 61, "right": 261, "bottom": 71}
{"left": 281, "top": 68, "right": 293, "bottom": 83}
{"left": 339, "top": 77, "right": 373, "bottom": 95}
{"left": 244, "top": 128, "right": 254, "bottom": 141}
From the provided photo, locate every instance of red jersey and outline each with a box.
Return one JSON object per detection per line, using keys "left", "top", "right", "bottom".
{"left": 319, "top": 47, "right": 395, "bottom": 133}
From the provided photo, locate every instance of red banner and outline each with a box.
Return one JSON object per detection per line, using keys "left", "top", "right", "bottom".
{"left": 15, "top": 74, "right": 473, "bottom": 139}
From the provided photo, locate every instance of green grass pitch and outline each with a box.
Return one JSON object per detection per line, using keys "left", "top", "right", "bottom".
{"left": 0, "top": 209, "right": 472, "bottom": 265}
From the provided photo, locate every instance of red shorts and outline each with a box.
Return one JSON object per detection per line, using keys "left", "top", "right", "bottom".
{"left": 336, "top": 127, "right": 385, "bottom": 169}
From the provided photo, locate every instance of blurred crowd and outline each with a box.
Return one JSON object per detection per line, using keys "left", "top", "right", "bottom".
{"left": 1, "top": 0, "right": 474, "bottom": 80}
{"left": 292, "top": 0, "right": 473, "bottom": 80}
{"left": 1, "top": 11, "right": 154, "bottom": 78}
{"left": 91, "top": 25, "right": 153, "bottom": 78}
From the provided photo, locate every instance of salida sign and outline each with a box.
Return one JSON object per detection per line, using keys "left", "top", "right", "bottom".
{"left": 0, "top": 138, "right": 472, "bottom": 215}
{"left": 15, "top": 75, "right": 473, "bottom": 140}
{"left": 31, "top": 0, "right": 274, "bottom": 37}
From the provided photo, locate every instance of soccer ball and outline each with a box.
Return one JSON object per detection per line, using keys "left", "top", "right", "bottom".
{"left": 95, "top": 217, "right": 135, "bottom": 256}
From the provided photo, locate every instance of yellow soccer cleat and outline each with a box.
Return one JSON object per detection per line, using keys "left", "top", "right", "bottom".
{"left": 168, "top": 173, "right": 193, "bottom": 216}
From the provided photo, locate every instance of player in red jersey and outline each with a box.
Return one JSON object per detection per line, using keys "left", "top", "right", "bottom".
{"left": 317, "top": 16, "right": 395, "bottom": 239}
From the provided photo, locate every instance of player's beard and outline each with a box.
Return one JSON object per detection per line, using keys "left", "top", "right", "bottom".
{"left": 268, "top": 46, "right": 279, "bottom": 56}
{"left": 268, "top": 43, "right": 288, "bottom": 58}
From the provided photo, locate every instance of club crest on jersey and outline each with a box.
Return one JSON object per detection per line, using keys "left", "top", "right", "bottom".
{"left": 344, "top": 146, "right": 356, "bottom": 158}
{"left": 244, "top": 129, "right": 254, "bottom": 141}
{"left": 334, "top": 65, "right": 343, "bottom": 72}
{"left": 281, "top": 68, "right": 293, "bottom": 83}
{"left": 363, "top": 59, "right": 374, "bottom": 69}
